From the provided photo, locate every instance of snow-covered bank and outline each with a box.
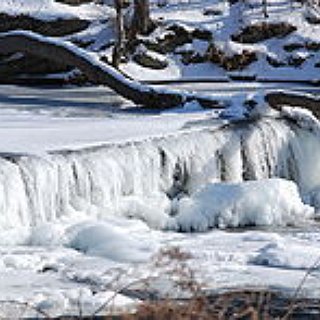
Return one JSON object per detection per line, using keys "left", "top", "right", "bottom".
{"left": 1, "top": 0, "right": 320, "bottom": 83}
{"left": 0, "top": 0, "right": 112, "bottom": 21}
{"left": 120, "top": 0, "right": 320, "bottom": 82}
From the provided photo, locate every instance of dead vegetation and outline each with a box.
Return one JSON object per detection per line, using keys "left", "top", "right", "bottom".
{"left": 1, "top": 247, "right": 320, "bottom": 319}
{"left": 119, "top": 247, "right": 320, "bottom": 320}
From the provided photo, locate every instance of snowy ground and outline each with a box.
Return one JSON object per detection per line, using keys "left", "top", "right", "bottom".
{"left": 2, "top": 220, "right": 320, "bottom": 318}
{"left": 0, "top": 85, "right": 320, "bottom": 318}
{"left": 122, "top": 0, "right": 320, "bottom": 81}
{"left": 1, "top": 0, "right": 320, "bottom": 82}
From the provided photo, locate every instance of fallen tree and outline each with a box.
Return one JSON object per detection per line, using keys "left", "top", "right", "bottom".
{"left": 266, "top": 91, "right": 320, "bottom": 118}
{"left": 0, "top": 30, "right": 185, "bottom": 108}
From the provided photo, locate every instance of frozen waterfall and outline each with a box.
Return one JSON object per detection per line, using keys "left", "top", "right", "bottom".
{"left": 1, "top": 115, "right": 320, "bottom": 235}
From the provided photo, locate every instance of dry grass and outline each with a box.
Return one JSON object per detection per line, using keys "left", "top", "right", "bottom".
{"left": 117, "top": 247, "right": 320, "bottom": 320}
{"left": 1, "top": 247, "right": 320, "bottom": 319}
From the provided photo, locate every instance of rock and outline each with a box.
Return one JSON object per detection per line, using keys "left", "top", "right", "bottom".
{"left": 232, "top": 22, "right": 296, "bottom": 44}
{"left": 193, "top": 96, "right": 227, "bottom": 109}
{"left": 70, "top": 38, "right": 95, "bottom": 49}
{"left": 207, "top": 43, "right": 257, "bottom": 71}
{"left": 144, "top": 23, "right": 212, "bottom": 54}
{"left": 180, "top": 51, "right": 207, "bottom": 65}
{"left": 0, "top": 13, "right": 89, "bottom": 37}
{"left": 55, "top": 0, "right": 93, "bottom": 4}
{"left": 133, "top": 50, "right": 168, "bottom": 69}
{"left": 192, "top": 28, "right": 213, "bottom": 41}
{"left": 305, "top": 42, "right": 320, "bottom": 51}
{"left": 207, "top": 43, "right": 224, "bottom": 64}
{"left": 136, "top": 23, "right": 212, "bottom": 56}
{"left": 305, "top": 13, "right": 320, "bottom": 24}
{"left": 287, "top": 55, "right": 306, "bottom": 67}
{"left": 166, "top": 24, "right": 191, "bottom": 39}
{"left": 203, "top": 8, "right": 223, "bottom": 16}
{"left": 315, "top": 61, "right": 320, "bottom": 68}
{"left": 266, "top": 55, "right": 286, "bottom": 68}
{"left": 0, "top": 53, "right": 72, "bottom": 77}
{"left": 228, "top": 73, "right": 256, "bottom": 81}
{"left": 143, "top": 29, "right": 192, "bottom": 54}
{"left": 283, "top": 43, "right": 304, "bottom": 52}
{"left": 284, "top": 41, "right": 320, "bottom": 52}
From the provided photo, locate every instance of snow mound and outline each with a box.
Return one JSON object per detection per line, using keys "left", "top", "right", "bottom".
{"left": 66, "top": 221, "right": 153, "bottom": 262}
{"left": 168, "top": 178, "right": 314, "bottom": 231}
{"left": 252, "top": 240, "right": 320, "bottom": 270}
{"left": 0, "top": 0, "right": 112, "bottom": 21}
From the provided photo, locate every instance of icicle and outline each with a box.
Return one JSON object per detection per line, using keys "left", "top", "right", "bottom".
{"left": 0, "top": 117, "right": 320, "bottom": 232}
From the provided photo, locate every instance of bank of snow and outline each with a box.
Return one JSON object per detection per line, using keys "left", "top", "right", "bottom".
{"left": 0, "top": 0, "right": 112, "bottom": 21}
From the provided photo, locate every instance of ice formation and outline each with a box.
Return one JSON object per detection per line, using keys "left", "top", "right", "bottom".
{"left": 167, "top": 179, "right": 314, "bottom": 231}
{"left": 0, "top": 116, "right": 320, "bottom": 242}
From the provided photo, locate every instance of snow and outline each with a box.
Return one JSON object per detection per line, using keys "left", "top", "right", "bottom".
{"left": 67, "top": 221, "right": 154, "bottom": 262}
{"left": 0, "top": 85, "right": 218, "bottom": 153}
{"left": 121, "top": 57, "right": 181, "bottom": 81}
{"left": 252, "top": 239, "right": 320, "bottom": 270}
{"left": 2, "top": 0, "right": 320, "bottom": 82}
{"left": 168, "top": 179, "right": 314, "bottom": 231}
{"left": 130, "top": 0, "right": 320, "bottom": 82}
{"left": 2, "top": 223, "right": 320, "bottom": 317}
{"left": 1, "top": 0, "right": 320, "bottom": 316}
{"left": 0, "top": 0, "right": 113, "bottom": 21}
{"left": 0, "top": 82, "right": 319, "bottom": 316}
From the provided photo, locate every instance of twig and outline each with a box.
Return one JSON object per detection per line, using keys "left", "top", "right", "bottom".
{"left": 91, "top": 275, "right": 157, "bottom": 317}
{"left": 0, "top": 299, "right": 51, "bottom": 319}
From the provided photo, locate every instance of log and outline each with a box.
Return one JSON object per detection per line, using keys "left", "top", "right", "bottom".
{"left": 0, "top": 31, "right": 184, "bottom": 108}
{"left": 265, "top": 91, "right": 320, "bottom": 118}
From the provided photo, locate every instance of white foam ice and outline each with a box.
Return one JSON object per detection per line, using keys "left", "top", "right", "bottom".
{"left": 167, "top": 178, "right": 314, "bottom": 231}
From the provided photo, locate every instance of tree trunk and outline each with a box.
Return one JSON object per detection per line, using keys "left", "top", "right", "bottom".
{"left": 262, "top": 0, "right": 269, "bottom": 17}
{"left": 0, "top": 31, "right": 184, "bottom": 108}
{"left": 112, "top": 0, "right": 126, "bottom": 68}
{"left": 128, "top": 0, "right": 152, "bottom": 40}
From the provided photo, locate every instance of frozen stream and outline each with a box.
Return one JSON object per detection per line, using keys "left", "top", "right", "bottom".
{"left": 1, "top": 84, "right": 320, "bottom": 317}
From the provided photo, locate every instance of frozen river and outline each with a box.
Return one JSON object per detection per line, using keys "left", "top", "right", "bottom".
{"left": 0, "top": 84, "right": 320, "bottom": 318}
